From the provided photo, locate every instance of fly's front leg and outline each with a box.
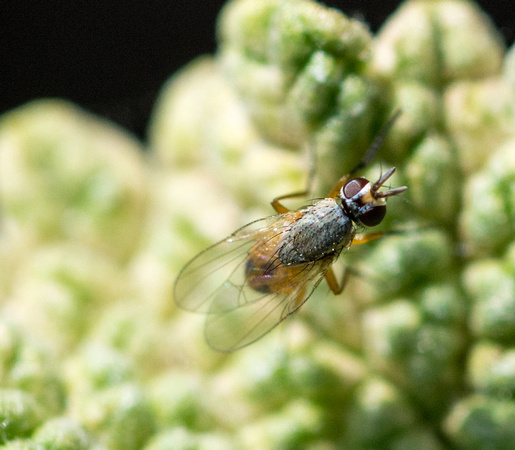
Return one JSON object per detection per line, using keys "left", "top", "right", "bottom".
{"left": 352, "top": 228, "right": 413, "bottom": 245}
{"left": 351, "top": 231, "right": 386, "bottom": 245}
{"left": 326, "top": 110, "right": 403, "bottom": 200}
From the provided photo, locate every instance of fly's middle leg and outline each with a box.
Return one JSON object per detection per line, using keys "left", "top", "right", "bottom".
{"left": 271, "top": 191, "right": 308, "bottom": 214}
{"left": 324, "top": 266, "right": 351, "bottom": 295}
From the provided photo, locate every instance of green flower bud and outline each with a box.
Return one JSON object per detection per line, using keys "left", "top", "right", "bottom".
{"left": 77, "top": 383, "right": 156, "bottom": 450}
{"left": 144, "top": 427, "right": 234, "bottom": 450}
{"left": 64, "top": 344, "right": 134, "bottom": 400}
{"left": 0, "top": 100, "right": 148, "bottom": 262}
{"left": 372, "top": 0, "right": 504, "bottom": 86}
{"left": 0, "top": 322, "right": 65, "bottom": 417}
{"left": 148, "top": 372, "right": 214, "bottom": 430}
{"left": 364, "top": 300, "right": 423, "bottom": 361}
{"left": 149, "top": 57, "right": 258, "bottom": 170}
{"left": 345, "top": 377, "right": 416, "bottom": 446}
{"left": 464, "top": 258, "right": 515, "bottom": 341}
{"left": 90, "top": 302, "right": 170, "bottom": 377}
{"left": 33, "top": 417, "right": 92, "bottom": 450}
{"left": 315, "top": 75, "right": 379, "bottom": 190}
{"left": 444, "top": 78, "right": 515, "bottom": 174}
{"left": 388, "top": 428, "right": 443, "bottom": 450}
{"left": 1, "top": 438, "right": 36, "bottom": 449}
{"left": 419, "top": 282, "right": 467, "bottom": 326}
{"left": 352, "top": 229, "right": 453, "bottom": 301}
{"left": 444, "top": 396, "right": 515, "bottom": 449}
{"left": 0, "top": 389, "right": 44, "bottom": 444}
{"left": 363, "top": 298, "right": 465, "bottom": 413}
{"left": 469, "top": 342, "right": 515, "bottom": 398}
{"left": 383, "top": 82, "right": 439, "bottom": 164}
{"left": 405, "top": 133, "right": 460, "bottom": 224}
{"left": 460, "top": 136, "right": 515, "bottom": 255}
{"left": 218, "top": 0, "right": 372, "bottom": 147}
{"left": 4, "top": 244, "right": 124, "bottom": 356}
{"left": 237, "top": 399, "right": 322, "bottom": 449}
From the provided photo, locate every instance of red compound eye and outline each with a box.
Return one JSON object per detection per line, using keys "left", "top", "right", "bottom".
{"left": 343, "top": 177, "right": 368, "bottom": 198}
{"left": 359, "top": 205, "right": 387, "bottom": 227}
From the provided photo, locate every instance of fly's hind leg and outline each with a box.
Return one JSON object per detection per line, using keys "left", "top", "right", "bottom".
{"left": 283, "top": 285, "right": 309, "bottom": 317}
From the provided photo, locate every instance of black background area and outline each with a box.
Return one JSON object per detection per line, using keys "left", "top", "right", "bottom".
{"left": 1, "top": 1, "right": 513, "bottom": 139}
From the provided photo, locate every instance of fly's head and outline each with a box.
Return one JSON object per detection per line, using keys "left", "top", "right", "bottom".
{"left": 340, "top": 167, "right": 407, "bottom": 227}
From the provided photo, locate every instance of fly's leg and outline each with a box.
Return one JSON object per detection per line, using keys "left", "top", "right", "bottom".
{"left": 325, "top": 231, "right": 391, "bottom": 295}
{"left": 351, "top": 232, "right": 386, "bottom": 245}
{"left": 351, "top": 227, "right": 412, "bottom": 245}
{"left": 324, "top": 266, "right": 351, "bottom": 295}
{"left": 327, "top": 110, "right": 402, "bottom": 199}
{"left": 283, "top": 286, "right": 309, "bottom": 317}
{"left": 348, "top": 110, "right": 402, "bottom": 176}
{"left": 272, "top": 138, "right": 318, "bottom": 213}
{"left": 275, "top": 111, "right": 402, "bottom": 206}
{"left": 271, "top": 191, "right": 308, "bottom": 214}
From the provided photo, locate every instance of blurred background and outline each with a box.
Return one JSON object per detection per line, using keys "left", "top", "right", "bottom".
{"left": 1, "top": 0, "right": 513, "bottom": 139}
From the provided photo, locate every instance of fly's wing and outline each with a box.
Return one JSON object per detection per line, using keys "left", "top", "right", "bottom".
{"left": 204, "top": 258, "right": 331, "bottom": 352}
{"left": 173, "top": 211, "right": 334, "bottom": 352}
{"left": 174, "top": 214, "right": 291, "bottom": 313}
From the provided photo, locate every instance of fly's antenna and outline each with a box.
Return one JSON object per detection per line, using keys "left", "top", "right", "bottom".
{"left": 349, "top": 109, "right": 402, "bottom": 176}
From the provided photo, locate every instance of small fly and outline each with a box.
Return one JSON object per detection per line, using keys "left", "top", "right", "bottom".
{"left": 174, "top": 111, "right": 407, "bottom": 352}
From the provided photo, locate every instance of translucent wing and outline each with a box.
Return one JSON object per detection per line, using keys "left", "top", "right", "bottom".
{"left": 173, "top": 212, "right": 334, "bottom": 352}
{"left": 204, "top": 258, "right": 331, "bottom": 352}
{"left": 174, "top": 214, "right": 287, "bottom": 313}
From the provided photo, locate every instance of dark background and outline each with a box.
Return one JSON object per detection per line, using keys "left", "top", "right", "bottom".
{"left": 1, "top": 1, "right": 513, "bottom": 139}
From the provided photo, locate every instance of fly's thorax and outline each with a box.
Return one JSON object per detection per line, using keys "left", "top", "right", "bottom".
{"left": 277, "top": 198, "right": 354, "bottom": 265}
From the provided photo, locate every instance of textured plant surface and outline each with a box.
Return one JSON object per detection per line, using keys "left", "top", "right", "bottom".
{"left": 0, "top": 0, "right": 514, "bottom": 448}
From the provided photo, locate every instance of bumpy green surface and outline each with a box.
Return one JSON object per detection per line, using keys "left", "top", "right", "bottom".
{"left": 1, "top": 0, "right": 514, "bottom": 448}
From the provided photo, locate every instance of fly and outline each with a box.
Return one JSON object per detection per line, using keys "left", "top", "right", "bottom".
{"left": 174, "top": 111, "right": 407, "bottom": 352}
